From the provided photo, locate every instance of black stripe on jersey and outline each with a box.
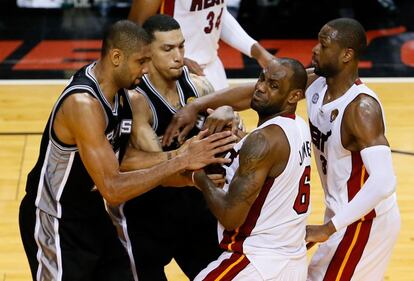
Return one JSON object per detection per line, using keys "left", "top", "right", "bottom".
{"left": 182, "top": 66, "right": 200, "bottom": 98}
{"left": 142, "top": 75, "right": 178, "bottom": 113}
{"left": 85, "top": 63, "right": 119, "bottom": 115}
{"left": 48, "top": 84, "right": 107, "bottom": 152}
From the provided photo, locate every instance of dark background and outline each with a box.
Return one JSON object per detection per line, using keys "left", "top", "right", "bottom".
{"left": 1, "top": 0, "right": 413, "bottom": 79}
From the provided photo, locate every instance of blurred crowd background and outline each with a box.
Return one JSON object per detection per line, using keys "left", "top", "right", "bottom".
{"left": 1, "top": 0, "right": 413, "bottom": 78}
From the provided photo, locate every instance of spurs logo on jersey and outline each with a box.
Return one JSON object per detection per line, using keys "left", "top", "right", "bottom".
{"left": 121, "top": 119, "right": 132, "bottom": 133}
{"left": 106, "top": 119, "right": 132, "bottom": 144}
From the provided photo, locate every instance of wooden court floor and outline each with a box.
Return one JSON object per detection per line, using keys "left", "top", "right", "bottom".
{"left": 0, "top": 81, "right": 413, "bottom": 280}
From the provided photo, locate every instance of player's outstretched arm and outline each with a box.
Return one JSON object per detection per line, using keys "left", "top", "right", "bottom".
{"left": 220, "top": 8, "right": 273, "bottom": 68}
{"left": 60, "top": 93, "right": 236, "bottom": 206}
{"left": 121, "top": 91, "right": 236, "bottom": 187}
{"left": 163, "top": 83, "right": 255, "bottom": 146}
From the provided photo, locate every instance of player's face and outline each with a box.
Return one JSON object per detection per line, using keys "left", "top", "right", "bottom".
{"left": 251, "top": 61, "right": 291, "bottom": 117}
{"left": 312, "top": 25, "right": 343, "bottom": 77}
{"left": 121, "top": 45, "right": 151, "bottom": 90}
{"left": 150, "top": 29, "right": 185, "bottom": 80}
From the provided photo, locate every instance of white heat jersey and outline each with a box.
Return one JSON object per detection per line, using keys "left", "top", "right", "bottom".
{"left": 218, "top": 114, "right": 312, "bottom": 279}
{"left": 161, "top": 0, "right": 225, "bottom": 65}
{"left": 306, "top": 77, "right": 397, "bottom": 224}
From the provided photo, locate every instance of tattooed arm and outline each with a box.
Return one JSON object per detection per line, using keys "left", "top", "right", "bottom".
{"left": 193, "top": 125, "right": 290, "bottom": 230}
{"left": 190, "top": 73, "right": 215, "bottom": 97}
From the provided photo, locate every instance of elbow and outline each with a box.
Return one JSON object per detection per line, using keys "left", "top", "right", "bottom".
{"left": 220, "top": 215, "right": 244, "bottom": 231}
{"left": 119, "top": 162, "right": 130, "bottom": 173}
{"left": 222, "top": 221, "right": 242, "bottom": 232}
{"left": 99, "top": 176, "right": 124, "bottom": 206}
{"left": 377, "top": 174, "right": 397, "bottom": 199}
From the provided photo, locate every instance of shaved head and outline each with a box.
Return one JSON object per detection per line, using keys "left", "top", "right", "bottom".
{"left": 326, "top": 18, "right": 367, "bottom": 59}
{"left": 101, "top": 20, "right": 151, "bottom": 57}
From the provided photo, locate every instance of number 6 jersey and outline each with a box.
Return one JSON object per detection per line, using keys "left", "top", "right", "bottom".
{"left": 218, "top": 114, "right": 312, "bottom": 279}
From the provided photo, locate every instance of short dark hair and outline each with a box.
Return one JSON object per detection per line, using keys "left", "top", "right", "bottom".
{"left": 101, "top": 20, "right": 151, "bottom": 57}
{"left": 278, "top": 58, "right": 307, "bottom": 92}
{"left": 326, "top": 18, "right": 367, "bottom": 59}
{"left": 143, "top": 14, "right": 181, "bottom": 41}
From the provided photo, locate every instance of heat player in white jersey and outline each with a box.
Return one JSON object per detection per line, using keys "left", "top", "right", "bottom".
{"left": 305, "top": 18, "right": 400, "bottom": 281}
{"left": 191, "top": 58, "right": 311, "bottom": 281}
{"left": 128, "top": 0, "right": 273, "bottom": 90}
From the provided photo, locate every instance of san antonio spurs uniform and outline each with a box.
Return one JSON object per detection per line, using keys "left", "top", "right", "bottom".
{"left": 19, "top": 62, "right": 134, "bottom": 281}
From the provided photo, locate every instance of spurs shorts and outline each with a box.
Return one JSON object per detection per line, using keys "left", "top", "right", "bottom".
{"left": 19, "top": 194, "right": 134, "bottom": 281}
{"left": 308, "top": 203, "right": 400, "bottom": 281}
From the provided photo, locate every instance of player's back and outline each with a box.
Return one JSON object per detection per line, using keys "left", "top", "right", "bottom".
{"left": 218, "top": 114, "right": 312, "bottom": 279}
{"left": 162, "top": 0, "right": 225, "bottom": 65}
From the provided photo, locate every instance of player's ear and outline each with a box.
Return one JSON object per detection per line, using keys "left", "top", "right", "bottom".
{"left": 110, "top": 48, "right": 123, "bottom": 67}
{"left": 288, "top": 89, "right": 304, "bottom": 103}
{"left": 342, "top": 47, "right": 354, "bottom": 63}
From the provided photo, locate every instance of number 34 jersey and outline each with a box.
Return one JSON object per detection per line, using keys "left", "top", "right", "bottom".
{"left": 218, "top": 114, "right": 312, "bottom": 279}
{"left": 305, "top": 77, "right": 396, "bottom": 222}
{"left": 161, "top": 0, "right": 226, "bottom": 65}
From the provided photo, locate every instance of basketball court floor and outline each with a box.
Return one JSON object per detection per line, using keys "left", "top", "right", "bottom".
{"left": 0, "top": 79, "right": 413, "bottom": 280}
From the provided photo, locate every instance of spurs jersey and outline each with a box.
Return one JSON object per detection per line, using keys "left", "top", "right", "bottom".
{"left": 218, "top": 114, "right": 311, "bottom": 279}
{"left": 161, "top": 0, "right": 226, "bottom": 65}
{"left": 25, "top": 62, "right": 133, "bottom": 219}
{"left": 306, "top": 77, "right": 397, "bottom": 223}
{"left": 136, "top": 66, "right": 205, "bottom": 149}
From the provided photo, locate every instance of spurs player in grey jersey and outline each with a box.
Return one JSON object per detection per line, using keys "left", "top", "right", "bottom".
{"left": 19, "top": 20, "right": 236, "bottom": 281}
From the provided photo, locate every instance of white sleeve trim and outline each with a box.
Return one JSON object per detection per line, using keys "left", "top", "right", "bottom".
{"left": 331, "top": 145, "right": 396, "bottom": 230}
{"left": 220, "top": 8, "right": 257, "bottom": 57}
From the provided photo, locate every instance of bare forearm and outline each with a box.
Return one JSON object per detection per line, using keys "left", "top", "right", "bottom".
{"left": 103, "top": 155, "right": 188, "bottom": 205}
{"left": 160, "top": 171, "right": 192, "bottom": 187}
{"left": 193, "top": 83, "right": 255, "bottom": 112}
{"left": 120, "top": 148, "right": 177, "bottom": 171}
{"left": 194, "top": 171, "right": 239, "bottom": 230}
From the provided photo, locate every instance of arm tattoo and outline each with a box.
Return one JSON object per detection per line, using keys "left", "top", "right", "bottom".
{"left": 228, "top": 131, "right": 270, "bottom": 206}
{"left": 191, "top": 74, "right": 215, "bottom": 97}
{"left": 194, "top": 130, "right": 271, "bottom": 229}
{"left": 200, "top": 77, "right": 215, "bottom": 96}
